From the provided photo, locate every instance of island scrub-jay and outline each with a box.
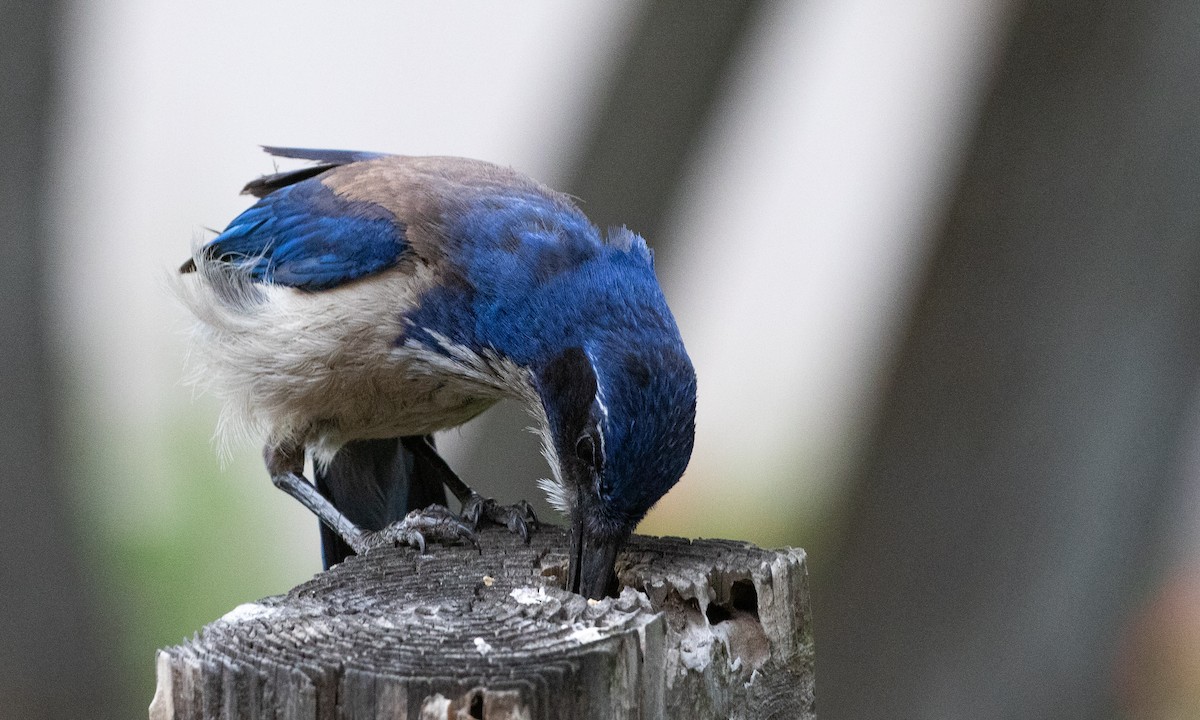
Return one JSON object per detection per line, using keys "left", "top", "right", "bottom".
{"left": 174, "top": 147, "right": 697, "bottom": 599}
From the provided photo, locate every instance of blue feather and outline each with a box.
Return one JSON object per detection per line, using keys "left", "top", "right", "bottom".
{"left": 402, "top": 192, "right": 670, "bottom": 366}
{"left": 200, "top": 177, "right": 407, "bottom": 291}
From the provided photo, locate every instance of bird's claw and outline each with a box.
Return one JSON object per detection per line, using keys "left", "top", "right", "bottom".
{"left": 362, "top": 504, "right": 479, "bottom": 555}
{"left": 461, "top": 493, "right": 540, "bottom": 543}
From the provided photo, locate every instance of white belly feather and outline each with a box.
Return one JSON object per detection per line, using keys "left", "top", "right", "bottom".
{"left": 171, "top": 258, "right": 530, "bottom": 466}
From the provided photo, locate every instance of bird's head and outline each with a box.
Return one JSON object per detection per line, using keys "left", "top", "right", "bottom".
{"left": 534, "top": 336, "right": 696, "bottom": 599}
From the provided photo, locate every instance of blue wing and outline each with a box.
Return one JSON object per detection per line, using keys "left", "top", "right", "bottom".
{"left": 195, "top": 151, "right": 407, "bottom": 291}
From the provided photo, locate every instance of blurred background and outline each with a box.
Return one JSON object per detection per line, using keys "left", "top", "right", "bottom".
{"left": 3, "top": 0, "right": 1200, "bottom": 718}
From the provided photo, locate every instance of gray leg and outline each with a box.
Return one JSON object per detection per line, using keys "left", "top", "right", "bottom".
{"left": 265, "top": 444, "right": 477, "bottom": 555}
{"left": 266, "top": 444, "right": 372, "bottom": 554}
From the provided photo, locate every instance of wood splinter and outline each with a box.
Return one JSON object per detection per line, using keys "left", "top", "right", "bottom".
{"left": 150, "top": 526, "right": 814, "bottom": 719}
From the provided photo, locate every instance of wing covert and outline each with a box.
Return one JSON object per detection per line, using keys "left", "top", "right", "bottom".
{"left": 193, "top": 170, "right": 407, "bottom": 291}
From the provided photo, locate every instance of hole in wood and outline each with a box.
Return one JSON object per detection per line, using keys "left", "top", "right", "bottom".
{"left": 705, "top": 602, "right": 732, "bottom": 625}
{"left": 730, "top": 579, "right": 759, "bottom": 618}
{"left": 469, "top": 689, "right": 484, "bottom": 719}
{"left": 704, "top": 579, "right": 759, "bottom": 626}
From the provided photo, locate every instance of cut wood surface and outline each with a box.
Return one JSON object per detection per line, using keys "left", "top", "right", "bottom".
{"left": 150, "top": 525, "right": 814, "bottom": 720}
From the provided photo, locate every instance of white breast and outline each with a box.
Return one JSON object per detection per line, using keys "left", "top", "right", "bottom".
{"left": 171, "top": 258, "right": 530, "bottom": 466}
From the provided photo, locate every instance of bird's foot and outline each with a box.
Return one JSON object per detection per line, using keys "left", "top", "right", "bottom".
{"left": 361, "top": 504, "right": 479, "bottom": 555}
{"left": 460, "top": 494, "right": 540, "bottom": 543}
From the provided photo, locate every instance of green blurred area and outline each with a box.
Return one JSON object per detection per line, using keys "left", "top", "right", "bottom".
{"left": 68, "top": 406, "right": 320, "bottom": 713}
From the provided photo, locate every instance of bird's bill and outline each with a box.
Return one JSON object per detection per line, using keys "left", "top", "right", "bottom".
{"left": 568, "top": 518, "right": 623, "bottom": 600}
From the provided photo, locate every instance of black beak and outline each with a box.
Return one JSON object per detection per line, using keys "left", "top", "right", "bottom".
{"left": 568, "top": 517, "right": 623, "bottom": 600}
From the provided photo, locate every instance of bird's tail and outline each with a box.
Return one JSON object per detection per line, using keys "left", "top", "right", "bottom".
{"left": 314, "top": 435, "right": 449, "bottom": 568}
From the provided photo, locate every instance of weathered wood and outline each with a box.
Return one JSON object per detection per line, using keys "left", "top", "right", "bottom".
{"left": 150, "top": 526, "right": 813, "bottom": 720}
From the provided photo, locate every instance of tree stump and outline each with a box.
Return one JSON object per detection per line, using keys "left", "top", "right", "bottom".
{"left": 149, "top": 526, "right": 814, "bottom": 719}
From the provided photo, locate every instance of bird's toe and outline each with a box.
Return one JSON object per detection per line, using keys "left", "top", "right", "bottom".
{"left": 462, "top": 495, "right": 540, "bottom": 544}
{"left": 364, "top": 504, "right": 478, "bottom": 555}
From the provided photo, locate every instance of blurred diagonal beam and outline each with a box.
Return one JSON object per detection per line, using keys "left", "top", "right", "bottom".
{"left": 562, "top": 0, "right": 764, "bottom": 268}
{"left": 0, "top": 3, "right": 117, "bottom": 719}
{"left": 457, "top": 0, "right": 766, "bottom": 511}
{"left": 820, "top": 1, "right": 1200, "bottom": 718}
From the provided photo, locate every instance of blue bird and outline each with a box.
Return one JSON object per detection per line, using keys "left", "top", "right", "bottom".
{"left": 175, "top": 147, "right": 697, "bottom": 599}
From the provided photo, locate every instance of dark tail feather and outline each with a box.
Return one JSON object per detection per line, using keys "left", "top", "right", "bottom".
{"left": 260, "top": 146, "right": 389, "bottom": 164}
{"left": 400, "top": 435, "right": 466, "bottom": 505}
{"left": 314, "top": 435, "right": 449, "bottom": 569}
{"left": 242, "top": 164, "right": 339, "bottom": 198}
{"left": 242, "top": 147, "right": 390, "bottom": 198}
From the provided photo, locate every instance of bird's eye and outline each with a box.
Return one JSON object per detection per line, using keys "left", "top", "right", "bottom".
{"left": 574, "top": 432, "right": 599, "bottom": 471}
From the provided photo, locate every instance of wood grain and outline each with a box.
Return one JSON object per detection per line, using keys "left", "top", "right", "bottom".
{"left": 150, "top": 526, "right": 813, "bottom": 719}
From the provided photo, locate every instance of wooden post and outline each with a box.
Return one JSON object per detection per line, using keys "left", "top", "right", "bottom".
{"left": 149, "top": 526, "right": 813, "bottom": 719}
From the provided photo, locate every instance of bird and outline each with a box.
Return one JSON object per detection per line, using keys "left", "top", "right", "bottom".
{"left": 173, "top": 146, "right": 697, "bottom": 599}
